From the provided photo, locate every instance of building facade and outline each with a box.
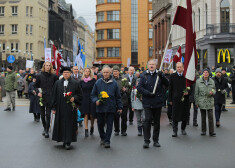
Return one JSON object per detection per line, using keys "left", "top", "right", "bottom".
{"left": 171, "top": 0, "right": 235, "bottom": 70}
{"left": 85, "top": 26, "right": 95, "bottom": 67}
{"left": 152, "top": 0, "right": 172, "bottom": 68}
{"left": 0, "top": 0, "right": 48, "bottom": 70}
{"left": 95, "top": 0, "right": 153, "bottom": 68}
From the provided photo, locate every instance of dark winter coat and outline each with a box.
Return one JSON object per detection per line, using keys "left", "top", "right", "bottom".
{"left": 114, "top": 76, "right": 129, "bottom": 107}
{"left": 168, "top": 73, "right": 190, "bottom": 122}
{"left": 80, "top": 78, "right": 96, "bottom": 117}
{"left": 34, "top": 72, "right": 58, "bottom": 107}
{"left": 213, "top": 76, "right": 228, "bottom": 105}
{"left": 189, "top": 83, "right": 196, "bottom": 103}
{"left": 28, "top": 82, "right": 40, "bottom": 114}
{"left": 51, "top": 77, "right": 83, "bottom": 143}
{"left": 137, "top": 70, "right": 169, "bottom": 109}
{"left": 91, "top": 77, "right": 123, "bottom": 113}
{"left": 123, "top": 74, "right": 137, "bottom": 87}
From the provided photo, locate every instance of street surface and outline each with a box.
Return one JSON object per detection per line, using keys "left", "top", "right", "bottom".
{"left": 0, "top": 97, "right": 235, "bottom": 168}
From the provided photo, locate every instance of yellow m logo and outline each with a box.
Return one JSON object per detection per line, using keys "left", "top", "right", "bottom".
{"left": 218, "top": 49, "right": 231, "bottom": 63}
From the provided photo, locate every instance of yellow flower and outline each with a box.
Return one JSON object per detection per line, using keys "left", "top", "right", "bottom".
{"left": 101, "top": 91, "right": 109, "bottom": 98}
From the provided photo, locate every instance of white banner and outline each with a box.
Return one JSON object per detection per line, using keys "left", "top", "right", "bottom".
{"left": 26, "top": 60, "right": 34, "bottom": 68}
{"left": 163, "top": 49, "right": 173, "bottom": 64}
{"left": 45, "top": 48, "right": 51, "bottom": 62}
{"left": 127, "top": 58, "right": 130, "bottom": 67}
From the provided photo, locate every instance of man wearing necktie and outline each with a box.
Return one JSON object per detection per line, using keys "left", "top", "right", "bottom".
{"left": 72, "top": 66, "right": 81, "bottom": 82}
{"left": 124, "top": 67, "right": 136, "bottom": 125}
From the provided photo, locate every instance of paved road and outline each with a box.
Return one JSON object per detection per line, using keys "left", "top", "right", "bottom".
{"left": 0, "top": 98, "right": 235, "bottom": 168}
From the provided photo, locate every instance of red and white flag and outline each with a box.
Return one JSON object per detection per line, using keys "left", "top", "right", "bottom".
{"left": 52, "top": 45, "right": 62, "bottom": 76}
{"left": 173, "top": 45, "right": 182, "bottom": 63}
{"left": 172, "top": 0, "right": 197, "bottom": 87}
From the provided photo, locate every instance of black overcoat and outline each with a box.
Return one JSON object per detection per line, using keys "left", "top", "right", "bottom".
{"left": 28, "top": 82, "right": 41, "bottom": 114}
{"left": 51, "top": 77, "right": 83, "bottom": 144}
{"left": 80, "top": 78, "right": 96, "bottom": 118}
{"left": 168, "top": 73, "right": 190, "bottom": 122}
{"left": 213, "top": 76, "right": 228, "bottom": 105}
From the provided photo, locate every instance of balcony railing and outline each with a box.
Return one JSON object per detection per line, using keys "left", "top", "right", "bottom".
{"left": 206, "top": 23, "right": 235, "bottom": 35}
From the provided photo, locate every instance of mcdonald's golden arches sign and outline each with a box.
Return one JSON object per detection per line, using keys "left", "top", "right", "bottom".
{"left": 217, "top": 49, "right": 231, "bottom": 63}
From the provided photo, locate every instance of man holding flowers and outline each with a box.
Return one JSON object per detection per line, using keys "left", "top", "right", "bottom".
{"left": 91, "top": 65, "right": 123, "bottom": 148}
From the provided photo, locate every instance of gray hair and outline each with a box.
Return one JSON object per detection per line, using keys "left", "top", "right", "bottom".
{"left": 176, "top": 62, "right": 184, "bottom": 67}
{"left": 102, "top": 65, "right": 112, "bottom": 72}
{"left": 147, "top": 59, "right": 157, "bottom": 66}
{"left": 128, "top": 66, "right": 135, "bottom": 71}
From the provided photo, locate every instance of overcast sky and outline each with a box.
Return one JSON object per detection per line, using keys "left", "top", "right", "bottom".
{"left": 66, "top": 0, "right": 96, "bottom": 31}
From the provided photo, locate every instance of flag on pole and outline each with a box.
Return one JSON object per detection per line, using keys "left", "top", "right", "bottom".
{"left": 44, "top": 37, "right": 46, "bottom": 49}
{"left": 75, "top": 39, "right": 84, "bottom": 69}
{"left": 172, "top": 0, "right": 197, "bottom": 87}
{"left": 173, "top": 45, "right": 182, "bottom": 63}
{"left": 52, "top": 45, "right": 62, "bottom": 76}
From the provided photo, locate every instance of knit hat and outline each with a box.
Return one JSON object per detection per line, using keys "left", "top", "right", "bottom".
{"left": 203, "top": 68, "right": 210, "bottom": 73}
{"left": 113, "top": 65, "right": 120, "bottom": 71}
{"left": 7, "top": 66, "right": 13, "bottom": 70}
{"left": 222, "top": 67, "right": 226, "bottom": 71}
{"left": 215, "top": 68, "right": 221, "bottom": 73}
{"left": 60, "top": 67, "right": 71, "bottom": 73}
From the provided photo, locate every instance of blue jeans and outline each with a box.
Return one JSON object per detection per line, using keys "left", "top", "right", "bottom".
{"left": 97, "top": 112, "right": 115, "bottom": 144}
{"left": 215, "top": 104, "right": 222, "bottom": 122}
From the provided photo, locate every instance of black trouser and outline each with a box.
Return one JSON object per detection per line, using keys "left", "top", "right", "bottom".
{"left": 200, "top": 109, "right": 214, "bottom": 133}
{"left": 167, "top": 104, "right": 172, "bottom": 120}
{"left": 188, "top": 102, "right": 198, "bottom": 123}
{"left": 114, "top": 106, "right": 128, "bottom": 133}
{"left": 172, "top": 121, "right": 187, "bottom": 132}
{"left": 143, "top": 108, "right": 161, "bottom": 143}
{"left": 128, "top": 100, "right": 134, "bottom": 122}
{"left": 40, "top": 106, "right": 51, "bottom": 131}
{"left": 215, "top": 104, "right": 222, "bottom": 122}
{"left": 232, "top": 84, "right": 235, "bottom": 102}
{"left": 33, "top": 113, "right": 40, "bottom": 119}
{"left": 17, "top": 91, "right": 23, "bottom": 98}
{"left": 97, "top": 112, "right": 115, "bottom": 144}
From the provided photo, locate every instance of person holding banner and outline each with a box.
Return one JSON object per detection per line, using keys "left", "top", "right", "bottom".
{"left": 35, "top": 62, "right": 58, "bottom": 138}
{"left": 137, "top": 60, "right": 169, "bottom": 148}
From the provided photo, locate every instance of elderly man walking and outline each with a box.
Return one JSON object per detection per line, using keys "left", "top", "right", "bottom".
{"left": 137, "top": 60, "right": 169, "bottom": 148}
{"left": 91, "top": 65, "right": 123, "bottom": 148}
{"left": 4, "top": 66, "right": 18, "bottom": 111}
{"left": 195, "top": 68, "right": 216, "bottom": 137}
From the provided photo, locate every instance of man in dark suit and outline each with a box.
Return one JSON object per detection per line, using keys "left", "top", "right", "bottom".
{"left": 72, "top": 66, "right": 81, "bottom": 82}
{"left": 124, "top": 66, "right": 136, "bottom": 125}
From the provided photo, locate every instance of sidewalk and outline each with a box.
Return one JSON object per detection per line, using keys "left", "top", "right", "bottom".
{"left": 0, "top": 96, "right": 30, "bottom": 107}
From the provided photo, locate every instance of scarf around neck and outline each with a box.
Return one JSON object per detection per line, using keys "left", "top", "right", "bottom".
{"left": 83, "top": 76, "right": 91, "bottom": 83}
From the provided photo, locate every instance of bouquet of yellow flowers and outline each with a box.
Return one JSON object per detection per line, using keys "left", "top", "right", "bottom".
{"left": 98, "top": 91, "right": 109, "bottom": 104}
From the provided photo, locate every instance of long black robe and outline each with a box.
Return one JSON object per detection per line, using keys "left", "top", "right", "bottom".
{"left": 51, "top": 77, "right": 83, "bottom": 144}
{"left": 168, "top": 73, "right": 190, "bottom": 122}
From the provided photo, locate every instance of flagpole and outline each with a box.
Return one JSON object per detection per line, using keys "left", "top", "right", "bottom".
{"left": 153, "top": 0, "right": 182, "bottom": 94}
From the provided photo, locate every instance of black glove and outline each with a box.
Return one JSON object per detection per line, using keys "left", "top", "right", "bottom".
{"left": 158, "top": 71, "right": 163, "bottom": 78}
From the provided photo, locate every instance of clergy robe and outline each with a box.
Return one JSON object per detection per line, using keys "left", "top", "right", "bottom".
{"left": 168, "top": 73, "right": 190, "bottom": 122}
{"left": 51, "top": 77, "right": 83, "bottom": 144}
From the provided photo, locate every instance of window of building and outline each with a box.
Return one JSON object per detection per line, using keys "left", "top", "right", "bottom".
{"left": 2, "top": 43, "right": 5, "bottom": 51}
{"left": 26, "top": 6, "right": 28, "bottom": 16}
{"left": 220, "top": 0, "right": 230, "bottom": 33}
{"left": 131, "top": 0, "right": 138, "bottom": 65}
{"left": 11, "top": 43, "right": 14, "bottom": 52}
{"left": 149, "top": 47, "right": 153, "bottom": 57}
{"left": 107, "top": 0, "right": 119, "bottom": 3}
{"left": 107, "top": 11, "right": 120, "bottom": 21}
{"left": 107, "top": 48, "right": 119, "bottom": 57}
{"left": 205, "top": 4, "right": 208, "bottom": 26}
{"left": 12, "top": 6, "right": 18, "bottom": 16}
{"left": 198, "top": 8, "right": 200, "bottom": 30}
{"left": 26, "top": 43, "right": 28, "bottom": 52}
{"left": 0, "top": 25, "right": 4, "bottom": 35}
{"left": 97, "top": 0, "right": 104, "bottom": 4}
{"left": 12, "top": 24, "right": 18, "bottom": 34}
{"left": 30, "top": 43, "right": 33, "bottom": 52}
{"left": 97, "top": 30, "right": 104, "bottom": 40}
{"left": 97, "top": 12, "right": 104, "bottom": 22}
{"left": 0, "top": 6, "right": 4, "bottom": 16}
{"left": 26, "top": 25, "right": 28, "bottom": 34}
{"left": 30, "top": 7, "right": 33, "bottom": 16}
{"left": 149, "top": 28, "right": 153, "bottom": 39}
{"left": 107, "top": 29, "right": 119, "bottom": 39}
{"left": 149, "top": 0, "right": 152, "bottom": 2}
{"left": 15, "top": 43, "right": 18, "bottom": 52}
{"left": 149, "top": 10, "right": 152, "bottom": 20}
{"left": 97, "top": 48, "right": 104, "bottom": 57}
{"left": 30, "top": 25, "right": 33, "bottom": 34}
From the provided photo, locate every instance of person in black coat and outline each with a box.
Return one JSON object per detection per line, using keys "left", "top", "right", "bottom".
{"left": 169, "top": 62, "right": 190, "bottom": 137}
{"left": 230, "top": 66, "right": 235, "bottom": 104}
{"left": 137, "top": 60, "right": 169, "bottom": 148}
{"left": 28, "top": 76, "right": 40, "bottom": 122}
{"left": 51, "top": 67, "right": 83, "bottom": 150}
{"left": 124, "top": 66, "right": 136, "bottom": 125}
{"left": 34, "top": 62, "right": 58, "bottom": 138}
{"left": 213, "top": 68, "right": 228, "bottom": 127}
{"left": 80, "top": 68, "right": 96, "bottom": 137}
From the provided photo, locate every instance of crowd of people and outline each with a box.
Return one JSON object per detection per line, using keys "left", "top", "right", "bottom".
{"left": 0, "top": 61, "right": 235, "bottom": 150}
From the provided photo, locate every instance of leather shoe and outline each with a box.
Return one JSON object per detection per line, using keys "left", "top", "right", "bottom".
{"left": 193, "top": 123, "right": 198, "bottom": 127}
{"left": 143, "top": 142, "right": 149, "bottom": 148}
{"left": 44, "top": 132, "right": 49, "bottom": 138}
{"left": 216, "top": 121, "right": 220, "bottom": 127}
{"left": 104, "top": 143, "right": 110, "bottom": 148}
{"left": 4, "top": 108, "right": 11, "bottom": 111}
{"left": 12, "top": 107, "right": 15, "bottom": 111}
{"left": 172, "top": 132, "right": 177, "bottom": 137}
{"left": 201, "top": 132, "right": 206, "bottom": 136}
{"left": 114, "top": 132, "right": 119, "bottom": 136}
{"left": 100, "top": 140, "right": 105, "bottom": 146}
{"left": 121, "top": 132, "right": 127, "bottom": 136}
{"left": 209, "top": 132, "right": 216, "bottom": 137}
{"left": 42, "top": 129, "right": 46, "bottom": 136}
{"left": 153, "top": 142, "right": 161, "bottom": 147}
{"left": 65, "top": 144, "right": 71, "bottom": 150}
{"left": 182, "top": 130, "right": 187, "bottom": 135}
